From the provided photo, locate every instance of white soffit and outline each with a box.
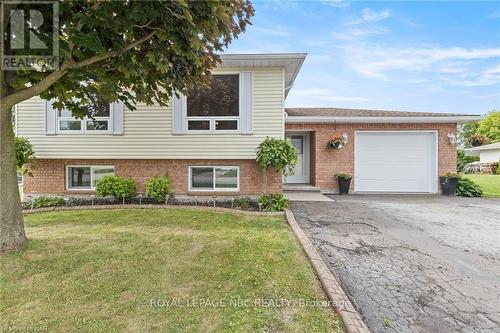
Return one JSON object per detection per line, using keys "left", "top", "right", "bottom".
{"left": 219, "top": 53, "right": 306, "bottom": 97}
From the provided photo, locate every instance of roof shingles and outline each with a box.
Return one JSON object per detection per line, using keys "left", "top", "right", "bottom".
{"left": 285, "top": 107, "right": 472, "bottom": 118}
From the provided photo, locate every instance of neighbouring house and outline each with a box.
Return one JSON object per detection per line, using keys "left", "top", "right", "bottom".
{"left": 465, "top": 142, "right": 500, "bottom": 163}
{"left": 464, "top": 142, "right": 500, "bottom": 174}
{"left": 16, "top": 53, "right": 481, "bottom": 198}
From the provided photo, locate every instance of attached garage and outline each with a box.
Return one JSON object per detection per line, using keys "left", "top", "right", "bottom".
{"left": 354, "top": 131, "right": 437, "bottom": 193}
{"left": 285, "top": 107, "right": 480, "bottom": 194}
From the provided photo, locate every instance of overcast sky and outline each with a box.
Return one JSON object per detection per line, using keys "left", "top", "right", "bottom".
{"left": 226, "top": 0, "right": 500, "bottom": 115}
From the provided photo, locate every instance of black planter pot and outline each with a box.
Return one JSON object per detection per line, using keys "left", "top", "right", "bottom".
{"left": 439, "top": 176, "right": 458, "bottom": 196}
{"left": 338, "top": 178, "right": 351, "bottom": 195}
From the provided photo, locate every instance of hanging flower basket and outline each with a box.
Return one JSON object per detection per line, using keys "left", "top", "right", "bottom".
{"left": 326, "top": 135, "right": 344, "bottom": 150}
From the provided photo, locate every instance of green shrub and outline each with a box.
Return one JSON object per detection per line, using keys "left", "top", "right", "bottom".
{"left": 335, "top": 172, "right": 352, "bottom": 180}
{"left": 257, "top": 193, "right": 289, "bottom": 212}
{"left": 96, "top": 176, "right": 136, "bottom": 199}
{"left": 457, "top": 149, "right": 479, "bottom": 172}
{"left": 145, "top": 176, "right": 173, "bottom": 202}
{"left": 30, "top": 195, "right": 66, "bottom": 208}
{"left": 457, "top": 178, "right": 483, "bottom": 197}
{"left": 234, "top": 196, "right": 252, "bottom": 209}
{"left": 15, "top": 136, "right": 36, "bottom": 175}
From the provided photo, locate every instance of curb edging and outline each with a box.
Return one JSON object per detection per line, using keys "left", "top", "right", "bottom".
{"left": 23, "top": 204, "right": 285, "bottom": 217}
{"left": 285, "top": 209, "right": 370, "bottom": 333}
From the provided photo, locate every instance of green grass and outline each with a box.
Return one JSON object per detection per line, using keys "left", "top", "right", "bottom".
{"left": 0, "top": 209, "right": 343, "bottom": 333}
{"left": 464, "top": 174, "right": 500, "bottom": 198}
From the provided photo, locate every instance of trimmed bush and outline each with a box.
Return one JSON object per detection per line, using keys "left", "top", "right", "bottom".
{"left": 457, "top": 178, "right": 483, "bottom": 197}
{"left": 257, "top": 193, "right": 289, "bottom": 212}
{"left": 96, "top": 176, "right": 136, "bottom": 200}
{"left": 30, "top": 195, "right": 66, "bottom": 208}
{"left": 145, "top": 176, "right": 173, "bottom": 202}
{"left": 234, "top": 196, "right": 252, "bottom": 209}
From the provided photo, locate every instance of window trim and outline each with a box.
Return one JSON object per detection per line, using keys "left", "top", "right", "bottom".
{"left": 57, "top": 104, "right": 113, "bottom": 134}
{"left": 66, "top": 165, "right": 115, "bottom": 191}
{"left": 186, "top": 73, "right": 241, "bottom": 133}
{"left": 188, "top": 166, "right": 240, "bottom": 192}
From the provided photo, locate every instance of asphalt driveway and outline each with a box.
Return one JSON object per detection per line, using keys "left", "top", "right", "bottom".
{"left": 290, "top": 195, "right": 500, "bottom": 333}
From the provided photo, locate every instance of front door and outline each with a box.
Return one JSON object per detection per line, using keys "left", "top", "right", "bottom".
{"left": 285, "top": 133, "right": 310, "bottom": 183}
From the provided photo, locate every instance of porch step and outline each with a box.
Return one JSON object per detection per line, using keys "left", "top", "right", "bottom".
{"left": 283, "top": 184, "right": 321, "bottom": 192}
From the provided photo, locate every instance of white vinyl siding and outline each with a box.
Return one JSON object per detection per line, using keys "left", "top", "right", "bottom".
{"left": 16, "top": 68, "right": 283, "bottom": 159}
{"left": 479, "top": 150, "right": 500, "bottom": 163}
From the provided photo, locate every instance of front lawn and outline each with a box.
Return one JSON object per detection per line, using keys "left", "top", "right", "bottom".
{"left": 464, "top": 174, "right": 500, "bottom": 198}
{"left": 0, "top": 209, "right": 343, "bottom": 332}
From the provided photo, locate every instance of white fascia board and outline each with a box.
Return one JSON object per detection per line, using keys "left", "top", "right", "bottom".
{"left": 220, "top": 53, "right": 308, "bottom": 61}
{"left": 285, "top": 116, "right": 482, "bottom": 124}
{"left": 466, "top": 144, "right": 500, "bottom": 151}
{"left": 464, "top": 149, "right": 480, "bottom": 156}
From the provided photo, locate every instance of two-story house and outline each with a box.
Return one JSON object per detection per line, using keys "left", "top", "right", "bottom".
{"left": 16, "top": 53, "right": 480, "bottom": 197}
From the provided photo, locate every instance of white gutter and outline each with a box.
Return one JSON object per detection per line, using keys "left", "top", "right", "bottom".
{"left": 285, "top": 116, "right": 481, "bottom": 124}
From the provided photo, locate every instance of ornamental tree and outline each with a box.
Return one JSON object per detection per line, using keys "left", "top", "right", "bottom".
{"left": 256, "top": 137, "right": 298, "bottom": 193}
{"left": 0, "top": 1, "right": 254, "bottom": 251}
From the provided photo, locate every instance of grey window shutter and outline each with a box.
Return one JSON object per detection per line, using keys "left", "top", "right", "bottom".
{"left": 240, "top": 71, "right": 253, "bottom": 135}
{"left": 44, "top": 99, "right": 56, "bottom": 135}
{"left": 112, "top": 102, "right": 124, "bottom": 135}
{"left": 172, "top": 93, "right": 187, "bottom": 135}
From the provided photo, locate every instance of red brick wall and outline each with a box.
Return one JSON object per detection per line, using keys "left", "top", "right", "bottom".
{"left": 286, "top": 123, "right": 457, "bottom": 192}
{"left": 24, "top": 159, "right": 281, "bottom": 196}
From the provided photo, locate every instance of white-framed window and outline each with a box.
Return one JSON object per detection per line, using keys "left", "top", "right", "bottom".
{"left": 57, "top": 95, "right": 113, "bottom": 134}
{"left": 186, "top": 74, "right": 240, "bottom": 132}
{"left": 189, "top": 166, "right": 239, "bottom": 192}
{"left": 66, "top": 165, "right": 115, "bottom": 190}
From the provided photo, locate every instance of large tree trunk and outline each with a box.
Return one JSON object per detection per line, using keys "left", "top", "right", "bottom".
{"left": 0, "top": 102, "right": 27, "bottom": 251}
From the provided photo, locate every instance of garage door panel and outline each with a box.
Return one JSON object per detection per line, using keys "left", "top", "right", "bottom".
{"left": 355, "top": 132, "right": 437, "bottom": 193}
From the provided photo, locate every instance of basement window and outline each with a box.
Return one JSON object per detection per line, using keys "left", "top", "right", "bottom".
{"left": 189, "top": 166, "right": 239, "bottom": 191}
{"left": 66, "top": 165, "right": 115, "bottom": 190}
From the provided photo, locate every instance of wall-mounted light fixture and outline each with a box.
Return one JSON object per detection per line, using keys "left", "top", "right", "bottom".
{"left": 448, "top": 133, "right": 457, "bottom": 145}
{"left": 342, "top": 132, "right": 349, "bottom": 145}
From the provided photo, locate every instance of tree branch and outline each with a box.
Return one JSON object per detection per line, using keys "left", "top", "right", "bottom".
{"left": 1, "top": 31, "right": 157, "bottom": 108}
{"left": 71, "top": 31, "right": 156, "bottom": 68}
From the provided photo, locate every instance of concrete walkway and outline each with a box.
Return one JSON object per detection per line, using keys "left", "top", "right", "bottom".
{"left": 284, "top": 191, "right": 334, "bottom": 202}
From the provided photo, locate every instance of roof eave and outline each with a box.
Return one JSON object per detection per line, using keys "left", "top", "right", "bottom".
{"left": 285, "top": 115, "right": 482, "bottom": 124}
{"left": 219, "top": 53, "right": 307, "bottom": 99}
{"left": 465, "top": 144, "right": 500, "bottom": 151}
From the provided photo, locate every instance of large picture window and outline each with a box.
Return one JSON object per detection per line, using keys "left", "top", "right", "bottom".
{"left": 57, "top": 95, "right": 112, "bottom": 133}
{"left": 186, "top": 74, "right": 239, "bottom": 132}
{"left": 189, "top": 166, "right": 239, "bottom": 191}
{"left": 67, "top": 166, "right": 115, "bottom": 190}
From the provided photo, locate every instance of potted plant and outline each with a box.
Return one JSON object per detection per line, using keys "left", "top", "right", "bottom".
{"left": 335, "top": 172, "right": 352, "bottom": 195}
{"left": 327, "top": 135, "right": 343, "bottom": 149}
{"left": 439, "top": 172, "right": 461, "bottom": 196}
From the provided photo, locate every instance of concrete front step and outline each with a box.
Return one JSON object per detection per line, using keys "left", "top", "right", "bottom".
{"left": 283, "top": 184, "right": 321, "bottom": 192}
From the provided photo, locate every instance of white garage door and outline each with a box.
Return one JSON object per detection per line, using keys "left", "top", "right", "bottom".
{"left": 355, "top": 131, "right": 437, "bottom": 193}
